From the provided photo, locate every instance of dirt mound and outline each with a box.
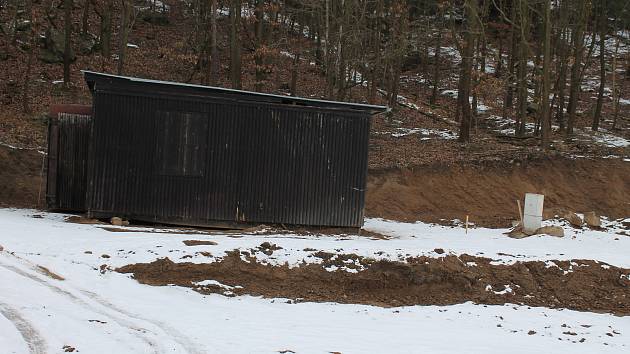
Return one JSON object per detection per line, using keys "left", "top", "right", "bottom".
{"left": 117, "top": 252, "right": 630, "bottom": 315}
{"left": 366, "top": 157, "right": 630, "bottom": 227}
{"left": 0, "top": 145, "right": 44, "bottom": 208}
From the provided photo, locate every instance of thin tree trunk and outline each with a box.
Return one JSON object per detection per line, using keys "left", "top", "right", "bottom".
{"left": 22, "top": 0, "right": 34, "bottom": 114}
{"left": 495, "top": 31, "right": 503, "bottom": 78}
{"left": 254, "top": 0, "right": 265, "bottom": 92}
{"left": 82, "top": 0, "right": 90, "bottom": 35}
{"left": 566, "top": 0, "right": 588, "bottom": 137}
{"left": 555, "top": 29, "right": 568, "bottom": 131}
{"left": 611, "top": 30, "right": 621, "bottom": 129}
{"left": 540, "top": 0, "right": 551, "bottom": 148}
{"left": 290, "top": 52, "right": 300, "bottom": 96}
{"left": 117, "top": 0, "right": 131, "bottom": 75}
{"left": 458, "top": 0, "right": 478, "bottom": 143}
{"left": 101, "top": 0, "right": 113, "bottom": 58}
{"left": 430, "top": 27, "right": 442, "bottom": 105}
{"left": 63, "top": 0, "right": 72, "bottom": 88}
{"left": 502, "top": 3, "right": 518, "bottom": 120}
{"left": 515, "top": 0, "right": 529, "bottom": 137}
{"left": 208, "top": 0, "right": 218, "bottom": 85}
{"left": 592, "top": 0, "right": 606, "bottom": 132}
{"left": 229, "top": 0, "right": 242, "bottom": 89}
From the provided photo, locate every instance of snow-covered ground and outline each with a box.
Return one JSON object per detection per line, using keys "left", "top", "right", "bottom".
{"left": 1, "top": 208, "right": 629, "bottom": 353}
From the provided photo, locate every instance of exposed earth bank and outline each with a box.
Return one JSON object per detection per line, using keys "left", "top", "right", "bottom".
{"left": 2, "top": 145, "right": 629, "bottom": 228}
{"left": 117, "top": 251, "right": 630, "bottom": 315}
{"left": 366, "top": 157, "right": 630, "bottom": 227}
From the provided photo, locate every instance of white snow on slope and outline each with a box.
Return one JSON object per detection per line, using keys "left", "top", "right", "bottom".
{"left": 1, "top": 208, "right": 629, "bottom": 353}
{"left": 379, "top": 127, "right": 458, "bottom": 140}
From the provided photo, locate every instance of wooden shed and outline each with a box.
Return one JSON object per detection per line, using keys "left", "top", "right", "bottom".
{"left": 47, "top": 71, "right": 387, "bottom": 228}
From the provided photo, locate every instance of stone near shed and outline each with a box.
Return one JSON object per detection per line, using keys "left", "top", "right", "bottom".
{"left": 583, "top": 212, "right": 601, "bottom": 228}
{"left": 110, "top": 217, "right": 123, "bottom": 226}
{"left": 535, "top": 226, "right": 564, "bottom": 237}
{"left": 563, "top": 212, "right": 583, "bottom": 227}
{"left": 505, "top": 226, "right": 530, "bottom": 239}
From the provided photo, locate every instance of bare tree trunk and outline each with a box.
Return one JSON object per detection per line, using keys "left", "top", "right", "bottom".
{"left": 458, "top": 0, "right": 478, "bottom": 143}
{"left": 81, "top": 0, "right": 90, "bottom": 35}
{"left": 22, "top": 0, "right": 34, "bottom": 114}
{"left": 117, "top": 0, "right": 132, "bottom": 75}
{"left": 290, "top": 52, "right": 300, "bottom": 96}
{"left": 208, "top": 0, "right": 218, "bottom": 85}
{"left": 100, "top": 0, "right": 113, "bottom": 58}
{"left": 229, "top": 0, "right": 242, "bottom": 89}
{"left": 63, "top": 0, "right": 72, "bottom": 88}
{"left": 592, "top": 0, "right": 606, "bottom": 132}
{"left": 324, "top": 0, "right": 329, "bottom": 70}
{"left": 611, "top": 30, "right": 621, "bottom": 130}
{"left": 566, "top": 0, "right": 588, "bottom": 137}
{"left": 495, "top": 31, "right": 503, "bottom": 78}
{"left": 540, "top": 0, "right": 551, "bottom": 148}
{"left": 254, "top": 0, "right": 265, "bottom": 92}
{"left": 502, "top": 3, "right": 517, "bottom": 120}
{"left": 515, "top": 0, "right": 529, "bottom": 137}
{"left": 554, "top": 29, "right": 568, "bottom": 131}
{"left": 430, "top": 26, "right": 442, "bottom": 105}
{"left": 336, "top": 0, "right": 346, "bottom": 101}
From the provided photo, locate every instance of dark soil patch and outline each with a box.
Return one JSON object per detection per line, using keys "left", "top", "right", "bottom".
{"left": 0, "top": 145, "right": 44, "bottom": 208}
{"left": 182, "top": 240, "right": 218, "bottom": 246}
{"left": 117, "top": 252, "right": 630, "bottom": 315}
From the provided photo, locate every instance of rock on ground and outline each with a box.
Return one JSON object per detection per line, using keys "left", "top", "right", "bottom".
{"left": 535, "top": 226, "right": 564, "bottom": 237}
{"left": 584, "top": 211, "right": 601, "bottom": 228}
{"left": 564, "top": 212, "right": 583, "bottom": 227}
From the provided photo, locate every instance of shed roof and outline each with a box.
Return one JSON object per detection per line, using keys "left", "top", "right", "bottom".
{"left": 83, "top": 71, "right": 388, "bottom": 114}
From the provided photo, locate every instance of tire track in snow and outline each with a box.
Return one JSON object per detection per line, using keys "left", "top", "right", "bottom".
{"left": 79, "top": 289, "right": 205, "bottom": 354}
{"left": 0, "top": 258, "right": 162, "bottom": 354}
{"left": 1, "top": 251, "right": 204, "bottom": 354}
{"left": 0, "top": 301, "right": 47, "bottom": 354}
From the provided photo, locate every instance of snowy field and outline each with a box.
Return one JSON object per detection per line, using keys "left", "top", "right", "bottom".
{"left": 1, "top": 208, "right": 629, "bottom": 353}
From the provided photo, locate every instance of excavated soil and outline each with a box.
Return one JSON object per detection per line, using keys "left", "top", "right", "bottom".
{"left": 366, "top": 157, "right": 630, "bottom": 227}
{"left": 0, "top": 146, "right": 45, "bottom": 208}
{"left": 117, "top": 252, "right": 630, "bottom": 315}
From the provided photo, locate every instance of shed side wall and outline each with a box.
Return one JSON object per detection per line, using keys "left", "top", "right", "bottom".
{"left": 86, "top": 89, "right": 370, "bottom": 228}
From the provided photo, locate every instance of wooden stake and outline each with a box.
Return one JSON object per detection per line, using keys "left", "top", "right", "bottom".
{"left": 465, "top": 215, "right": 469, "bottom": 234}
{"left": 517, "top": 199, "right": 524, "bottom": 226}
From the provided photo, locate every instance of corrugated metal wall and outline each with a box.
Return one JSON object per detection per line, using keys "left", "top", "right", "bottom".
{"left": 86, "top": 88, "right": 371, "bottom": 228}
{"left": 47, "top": 113, "right": 92, "bottom": 211}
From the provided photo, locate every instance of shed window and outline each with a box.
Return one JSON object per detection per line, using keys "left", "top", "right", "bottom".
{"left": 156, "top": 111, "right": 208, "bottom": 176}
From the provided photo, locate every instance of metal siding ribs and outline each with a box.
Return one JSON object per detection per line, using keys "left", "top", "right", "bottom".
{"left": 52, "top": 72, "right": 381, "bottom": 228}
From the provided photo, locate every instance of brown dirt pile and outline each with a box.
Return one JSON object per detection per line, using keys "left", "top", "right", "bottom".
{"left": 0, "top": 145, "right": 44, "bottom": 208}
{"left": 117, "top": 252, "right": 630, "bottom": 315}
{"left": 366, "top": 157, "right": 630, "bottom": 227}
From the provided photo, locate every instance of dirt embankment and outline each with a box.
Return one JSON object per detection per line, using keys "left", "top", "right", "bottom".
{"left": 0, "top": 146, "right": 44, "bottom": 208}
{"left": 2, "top": 144, "right": 628, "bottom": 228}
{"left": 117, "top": 252, "right": 630, "bottom": 315}
{"left": 366, "top": 157, "right": 630, "bottom": 227}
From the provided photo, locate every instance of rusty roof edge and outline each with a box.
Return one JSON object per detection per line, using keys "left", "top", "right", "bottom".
{"left": 82, "top": 70, "right": 389, "bottom": 114}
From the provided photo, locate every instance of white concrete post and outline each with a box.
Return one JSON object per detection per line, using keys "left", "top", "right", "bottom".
{"left": 523, "top": 193, "right": 544, "bottom": 233}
